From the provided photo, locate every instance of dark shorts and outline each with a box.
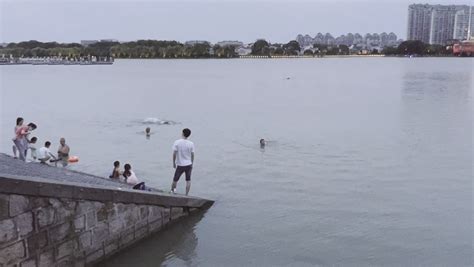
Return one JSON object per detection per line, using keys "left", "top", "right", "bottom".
{"left": 173, "top": 165, "right": 192, "bottom": 182}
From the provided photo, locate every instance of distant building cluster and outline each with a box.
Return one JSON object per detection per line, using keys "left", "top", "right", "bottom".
{"left": 296, "top": 32, "right": 402, "bottom": 52}
{"left": 407, "top": 4, "right": 473, "bottom": 45}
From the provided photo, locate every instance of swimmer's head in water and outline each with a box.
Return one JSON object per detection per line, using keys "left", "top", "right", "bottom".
{"left": 260, "top": 139, "right": 265, "bottom": 146}
{"left": 182, "top": 128, "right": 191, "bottom": 138}
{"left": 145, "top": 127, "right": 151, "bottom": 134}
{"left": 114, "top": 161, "right": 120, "bottom": 167}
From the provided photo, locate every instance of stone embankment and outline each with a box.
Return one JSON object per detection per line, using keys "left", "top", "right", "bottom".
{"left": 0, "top": 154, "right": 213, "bottom": 266}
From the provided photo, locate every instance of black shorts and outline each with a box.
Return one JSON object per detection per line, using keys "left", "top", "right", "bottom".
{"left": 173, "top": 165, "right": 193, "bottom": 182}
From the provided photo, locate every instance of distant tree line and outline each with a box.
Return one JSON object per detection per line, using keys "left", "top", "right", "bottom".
{"left": 0, "top": 40, "right": 237, "bottom": 59}
{"left": 0, "top": 39, "right": 454, "bottom": 58}
{"left": 382, "top": 40, "right": 452, "bottom": 56}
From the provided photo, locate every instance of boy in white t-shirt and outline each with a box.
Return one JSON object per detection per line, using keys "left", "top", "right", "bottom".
{"left": 28, "top": 137, "right": 38, "bottom": 161}
{"left": 37, "top": 141, "right": 57, "bottom": 164}
{"left": 171, "top": 128, "right": 195, "bottom": 195}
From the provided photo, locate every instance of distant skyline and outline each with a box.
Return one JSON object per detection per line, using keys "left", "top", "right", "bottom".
{"left": 0, "top": 0, "right": 472, "bottom": 44}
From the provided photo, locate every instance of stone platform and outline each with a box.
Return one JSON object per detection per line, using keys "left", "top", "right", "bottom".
{"left": 0, "top": 154, "right": 214, "bottom": 266}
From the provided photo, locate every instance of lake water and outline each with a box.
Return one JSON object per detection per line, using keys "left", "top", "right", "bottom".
{"left": 0, "top": 58, "right": 472, "bottom": 266}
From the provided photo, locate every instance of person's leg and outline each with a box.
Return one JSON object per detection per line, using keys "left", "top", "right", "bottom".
{"left": 12, "top": 144, "right": 17, "bottom": 158}
{"left": 185, "top": 165, "right": 193, "bottom": 196}
{"left": 39, "top": 156, "right": 51, "bottom": 164}
{"left": 14, "top": 139, "right": 25, "bottom": 161}
{"left": 22, "top": 139, "right": 28, "bottom": 159}
{"left": 171, "top": 166, "right": 184, "bottom": 192}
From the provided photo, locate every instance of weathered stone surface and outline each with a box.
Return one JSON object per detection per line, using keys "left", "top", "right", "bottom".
{"left": 91, "top": 222, "right": 109, "bottom": 246}
{"left": 50, "top": 199, "right": 77, "bottom": 222}
{"left": 76, "top": 201, "right": 95, "bottom": 215}
{"left": 149, "top": 218, "right": 162, "bottom": 233}
{"left": 20, "top": 257, "right": 37, "bottom": 267}
{"left": 85, "top": 211, "right": 96, "bottom": 230}
{"left": 9, "top": 194, "right": 30, "bottom": 217}
{"left": 14, "top": 212, "right": 34, "bottom": 237}
{"left": 30, "top": 197, "right": 49, "bottom": 210}
{"left": 139, "top": 206, "right": 149, "bottom": 220}
{"left": 73, "top": 260, "right": 86, "bottom": 267}
{"left": 108, "top": 216, "right": 125, "bottom": 235}
{"left": 74, "top": 215, "right": 85, "bottom": 231}
{"left": 119, "top": 227, "right": 135, "bottom": 247}
{"left": 56, "top": 239, "right": 76, "bottom": 260}
{"left": 36, "top": 206, "right": 56, "bottom": 229}
{"left": 0, "top": 218, "right": 17, "bottom": 243}
{"left": 162, "top": 207, "right": 171, "bottom": 220}
{"left": 170, "top": 207, "right": 185, "bottom": 220}
{"left": 38, "top": 250, "right": 54, "bottom": 267}
{"left": 104, "top": 240, "right": 119, "bottom": 255}
{"left": 27, "top": 231, "right": 48, "bottom": 255}
{"left": 0, "top": 194, "right": 9, "bottom": 220}
{"left": 77, "top": 231, "right": 92, "bottom": 251}
{"left": 85, "top": 249, "right": 104, "bottom": 264}
{"left": 148, "top": 206, "right": 163, "bottom": 223}
{"left": 135, "top": 225, "right": 149, "bottom": 240}
{"left": 49, "top": 222, "right": 73, "bottom": 244}
{"left": 0, "top": 240, "right": 25, "bottom": 265}
{"left": 57, "top": 257, "right": 74, "bottom": 267}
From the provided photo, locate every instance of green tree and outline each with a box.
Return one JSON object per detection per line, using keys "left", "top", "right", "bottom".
{"left": 397, "top": 40, "right": 426, "bottom": 55}
{"left": 251, "top": 39, "right": 270, "bottom": 56}
{"left": 283, "top": 40, "right": 301, "bottom": 55}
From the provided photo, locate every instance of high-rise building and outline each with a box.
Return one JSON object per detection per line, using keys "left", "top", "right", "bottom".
{"left": 407, "top": 4, "right": 433, "bottom": 43}
{"left": 407, "top": 4, "right": 472, "bottom": 45}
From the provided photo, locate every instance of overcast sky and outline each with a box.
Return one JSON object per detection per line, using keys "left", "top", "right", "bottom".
{"left": 0, "top": 0, "right": 472, "bottom": 43}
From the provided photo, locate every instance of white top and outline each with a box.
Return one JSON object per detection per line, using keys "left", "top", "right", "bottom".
{"left": 37, "top": 147, "right": 53, "bottom": 159}
{"left": 126, "top": 171, "right": 139, "bottom": 185}
{"left": 28, "top": 144, "right": 37, "bottom": 159}
{"left": 172, "top": 138, "right": 195, "bottom": 166}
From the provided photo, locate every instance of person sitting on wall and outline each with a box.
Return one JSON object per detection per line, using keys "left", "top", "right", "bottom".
{"left": 37, "top": 141, "right": 57, "bottom": 164}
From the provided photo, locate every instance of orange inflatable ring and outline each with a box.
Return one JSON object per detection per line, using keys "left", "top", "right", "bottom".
{"left": 68, "top": 156, "right": 79, "bottom": 163}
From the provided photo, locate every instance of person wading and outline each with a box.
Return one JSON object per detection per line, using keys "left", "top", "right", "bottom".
{"left": 171, "top": 128, "right": 195, "bottom": 195}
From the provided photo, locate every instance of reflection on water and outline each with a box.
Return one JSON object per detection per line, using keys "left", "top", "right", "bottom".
{"left": 102, "top": 211, "right": 207, "bottom": 267}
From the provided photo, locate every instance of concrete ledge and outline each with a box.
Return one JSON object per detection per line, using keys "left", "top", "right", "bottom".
{"left": 0, "top": 174, "right": 213, "bottom": 209}
{"left": 0, "top": 154, "right": 214, "bottom": 267}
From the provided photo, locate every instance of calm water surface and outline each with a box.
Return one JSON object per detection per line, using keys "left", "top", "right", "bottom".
{"left": 0, "top": 58, "right": 472, "bottom": 266}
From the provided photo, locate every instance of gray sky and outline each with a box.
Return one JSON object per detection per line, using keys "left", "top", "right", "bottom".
{"left": 0, "top": 0, "right": 472, "bottom": 44}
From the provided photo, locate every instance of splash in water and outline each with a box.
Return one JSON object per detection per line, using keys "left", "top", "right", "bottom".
{"left": 142, "top": 117, "right": 178, "bottom": 125}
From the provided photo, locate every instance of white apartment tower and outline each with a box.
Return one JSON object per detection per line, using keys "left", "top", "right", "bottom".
{"left": 408, "top": 4, "right": 472, "bottom": 45}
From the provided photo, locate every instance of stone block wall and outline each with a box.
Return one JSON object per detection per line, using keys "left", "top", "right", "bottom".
{"left": 0, "top": 194, "right": 191, "bottom": 267}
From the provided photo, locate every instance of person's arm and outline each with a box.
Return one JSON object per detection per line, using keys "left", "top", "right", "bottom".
{"left": 191, "top": 152, "right": 194, "bottom": 164}
{"left": 173, "top": 151, "right": 177, "bottom": 169}
{"left": 48, "top": 151, "right": 57, "bottom": 160}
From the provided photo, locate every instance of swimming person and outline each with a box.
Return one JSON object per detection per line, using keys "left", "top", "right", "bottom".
{"left": 14, "top": 122, "right": 37, "bottom": 161}
{"left": 109, "top": 161, "right": 121, "bottom": 179}
{"left": 171, "top": 128, "right": 195, "bottom": 195}
{"left": 28, "top": 137, "right": 38, "bottom": 161}
{"left": 145, "top": 127, "right": 151, "bottom": 139}
{"left": 57, "top": 138, "right": 70, "bottom": 167}
{"left": 123, "top": 163, "right": 139, "bottom": 185}
{"left": 37, "top": 141, "right": 57, "bottom": 164}
{"left": 12, "top": 117, "right": 24, "bottom": 159}
{"left": 260, "top": 139, "right": 266, "bottom": 148}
